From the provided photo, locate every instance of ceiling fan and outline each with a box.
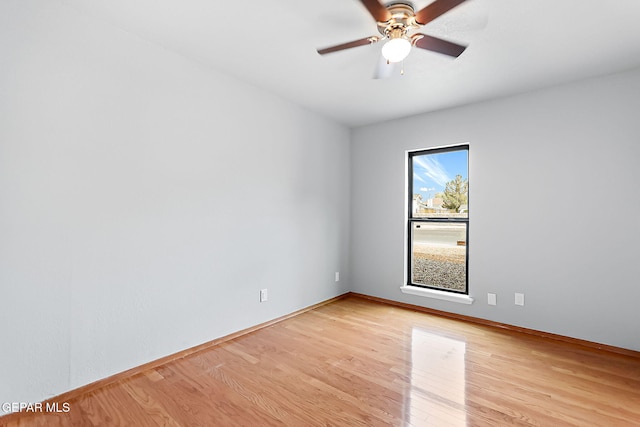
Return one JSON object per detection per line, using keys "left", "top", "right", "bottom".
{"left": 317, "top": 0, "right": 469, "bottom": 68}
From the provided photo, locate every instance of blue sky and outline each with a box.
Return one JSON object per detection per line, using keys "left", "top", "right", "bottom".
{"left": 413, "top": 150, "right": 468, "bottom": 200}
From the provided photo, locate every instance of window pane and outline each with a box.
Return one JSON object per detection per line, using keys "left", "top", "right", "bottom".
{"left": 411, "top": 222, "right": 467, "bottom": 292}
{"left": 412, "top": 150, "right": 468, "bottom": 219}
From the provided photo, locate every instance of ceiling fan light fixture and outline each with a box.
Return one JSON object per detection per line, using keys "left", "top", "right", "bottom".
{"left": 381, "top": 36, "right": 411, "bottom": 63}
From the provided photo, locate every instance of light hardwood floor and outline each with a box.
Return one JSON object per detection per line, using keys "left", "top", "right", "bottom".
{"left": 2, "top": 295, "right": 640, "bottom": 426}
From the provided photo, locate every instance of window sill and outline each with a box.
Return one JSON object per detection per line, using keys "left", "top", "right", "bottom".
{"left": 400, "top": 286, "right": 474, "bottom": 305}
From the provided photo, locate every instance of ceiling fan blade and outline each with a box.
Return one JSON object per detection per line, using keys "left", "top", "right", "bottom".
{"left": 414, "top": 0, "right": 468, "bottom": 25}
{"left": 317, "top": 36, "right": 380, "bottom": 55}
{"left": 359, "top": 0, "right": 391, "bottom": 22}
{"left": 413, "top": 34, "right": 467, "bottom": 57}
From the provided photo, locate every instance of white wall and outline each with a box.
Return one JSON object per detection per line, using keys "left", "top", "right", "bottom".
{"left": 0, "top": 0, "right": 350, "bottom": 410}
{"left": 351, "top": 67, "right": 640, "bottom": 351}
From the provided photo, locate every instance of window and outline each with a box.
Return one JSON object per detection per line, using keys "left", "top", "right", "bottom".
{"left": 407, "top": 145, "right": 469, "bottom": 294}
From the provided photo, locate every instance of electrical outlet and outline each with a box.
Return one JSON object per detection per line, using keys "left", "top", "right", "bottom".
{"left": 335, "top": 272, "right": 340, "bottom": 282}
{"left": 260, "top": 289, "right": 268, "bottom": 302}
{"left": 515, "top": 293, "right": 525, "bottom": 306}
{"left": 488, "top": 293, "right": 497, "bottom": 306}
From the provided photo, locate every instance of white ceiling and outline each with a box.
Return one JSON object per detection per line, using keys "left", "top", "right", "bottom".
{"left": 60, "top": 0, "right": 640, "bottom": 127}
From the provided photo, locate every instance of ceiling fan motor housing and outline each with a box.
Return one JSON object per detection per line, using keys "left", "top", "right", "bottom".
{"left": 377, "top": 2, "right": 419, "bottom": 41}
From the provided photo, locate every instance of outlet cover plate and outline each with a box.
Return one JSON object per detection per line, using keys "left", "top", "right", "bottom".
{"left": 488, "top": 293, "right": 497, "bottom": 306}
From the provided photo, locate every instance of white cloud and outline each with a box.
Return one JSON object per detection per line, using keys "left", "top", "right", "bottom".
{"left": 414, "top": 156, "right": 450, "bottom": 187}
{"left": 419, "top": 187, "right": 435, "bottom": 192}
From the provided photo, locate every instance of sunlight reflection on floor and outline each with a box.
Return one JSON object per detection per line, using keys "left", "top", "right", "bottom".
{"left": 408, "top": 328, "right": 467, "bottom": 426}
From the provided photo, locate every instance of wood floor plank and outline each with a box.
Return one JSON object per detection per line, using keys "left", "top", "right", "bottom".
{"left": 2, "top": 295, "right": 640, "bottom": 426}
